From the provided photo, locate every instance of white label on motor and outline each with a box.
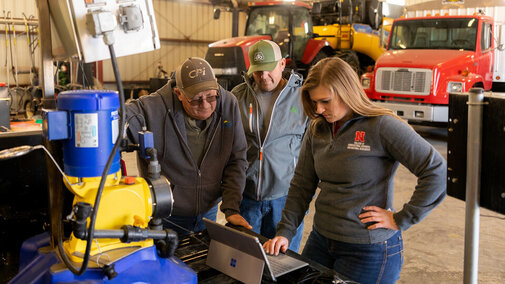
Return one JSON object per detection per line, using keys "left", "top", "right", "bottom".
{"left": 111, "top": 110, "right": 119, "bottom": 144}
{"left": 75, "top": 113, "right": 98, "bottom": 148}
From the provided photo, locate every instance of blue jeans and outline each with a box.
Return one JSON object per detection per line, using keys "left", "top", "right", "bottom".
{"left": 162, "top": 204, "right": 218, "bottom": 237}
{"left": 240, "top": 195, "right": 304, "bottom": 253}
{"left": 302, "top": 227, "right": 403, "bottom": 284}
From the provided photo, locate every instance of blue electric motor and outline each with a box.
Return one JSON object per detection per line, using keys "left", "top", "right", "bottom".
{"left": 43, "top": 90, "right": 120, "bottom": 177}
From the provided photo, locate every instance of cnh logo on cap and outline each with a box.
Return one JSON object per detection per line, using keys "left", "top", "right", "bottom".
{"left": 248, "top": 40, "right": 282, "bottom": 75}
{"left": 254, "top": 52, "right": 265, "bottom": 62}
{"left": 176, "top": 57, "right": 219, "bottom": 99}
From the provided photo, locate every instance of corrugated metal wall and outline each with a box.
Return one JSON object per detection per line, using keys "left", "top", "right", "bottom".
{"left": 406, "top": 0, "right": 505, "bottom": 17}
{"left": 103, "top": 0, "right": 247, "bottom": 83}
{"left": 0, "top": 0, "right": 246, "bottom": 86}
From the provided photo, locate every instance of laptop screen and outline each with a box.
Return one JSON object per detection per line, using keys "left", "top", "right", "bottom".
{"left": 204, "top": 218, "right": 265, "bottom": 259}
{"left": 203, "top": 218, "right": 309, "bottom": 283}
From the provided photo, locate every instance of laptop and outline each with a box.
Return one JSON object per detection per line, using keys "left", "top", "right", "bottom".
{"left": 203, "top": 218, "right": 308, "bottom": 284}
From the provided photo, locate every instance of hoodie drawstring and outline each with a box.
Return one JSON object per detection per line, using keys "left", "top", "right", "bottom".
{"left": 249, "top": 103, "right": 253, "bottom": 133}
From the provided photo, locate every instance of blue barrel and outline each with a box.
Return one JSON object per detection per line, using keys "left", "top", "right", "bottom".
{"left": 57, "top": 90, "right": 120, "bottom": 177}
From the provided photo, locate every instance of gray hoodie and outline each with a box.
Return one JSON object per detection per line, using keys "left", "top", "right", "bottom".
{"left": 276, "top": 115, "right": 447, "bottom": 244}
{"left": 231, "top": 71, "right": 308, "bottom": 201}
{"left": 125, "top": 80, "right": 248, "bottom": 218}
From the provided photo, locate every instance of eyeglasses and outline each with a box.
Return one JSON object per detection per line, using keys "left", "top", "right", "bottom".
{"left": 186, "top": 95, "right": 219, "bottom": 106}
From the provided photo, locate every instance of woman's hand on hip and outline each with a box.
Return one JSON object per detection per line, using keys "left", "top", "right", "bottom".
{"left": 359, "top": 206, "right": 400, "bottom": 230}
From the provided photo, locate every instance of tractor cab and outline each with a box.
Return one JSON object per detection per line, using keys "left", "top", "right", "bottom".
{"left": 245, "top": 1, "right": 314, "bottom": 63}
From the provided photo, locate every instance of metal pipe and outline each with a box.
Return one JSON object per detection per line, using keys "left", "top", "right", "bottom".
{"left": 232, "top": 8, "right": 239, "bottom": 37}
{"left": 37, "top": 0, "right": 61, "bottom": 250}
{"left": 90, "top": 229, "right": 171, "bottom": 240}
{"left": 463, "top": 87, "right": 484, "bottom": 284}
{"left": 0, "top": 18, "right": 38, "bottom": 26}
{"left": 37, "top": 0, "right": 55, "bottom": 103}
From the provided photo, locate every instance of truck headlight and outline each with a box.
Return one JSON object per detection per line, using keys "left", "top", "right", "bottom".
{"left": 213, "top": 67, "right": 238, "bottom": 76}
{"left": 447, "top": 82, "right": 463, "bottom": 93}
{"left": 361, "top": 77, "right": 371, "bottom": 89}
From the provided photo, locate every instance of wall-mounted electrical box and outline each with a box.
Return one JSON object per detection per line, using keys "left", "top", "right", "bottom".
{"left": 49, "top": 0, "right": 160, "bottom": 63}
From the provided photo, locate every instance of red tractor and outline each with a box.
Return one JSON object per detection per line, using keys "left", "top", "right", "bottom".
{"left": 205, "top": 1, "right": 333, "bottom": 90}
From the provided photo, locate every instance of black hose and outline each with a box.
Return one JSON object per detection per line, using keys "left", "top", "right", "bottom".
{"left": 56, "top": 43, "right": 126, "bottom": 275}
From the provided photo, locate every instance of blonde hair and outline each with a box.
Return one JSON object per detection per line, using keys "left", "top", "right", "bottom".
{"left": 301, "top": 57, "right": 403, "bottom": 135}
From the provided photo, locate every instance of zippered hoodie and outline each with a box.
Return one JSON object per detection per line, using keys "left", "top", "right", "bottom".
{"left": 125, "top": 80, "right": 248, "bottom": 218}
{"left": 276, "top": 115, "right": 447, "bottom": 244}
{"left": 231, "top": 71, "right": 308, "bottom": 201}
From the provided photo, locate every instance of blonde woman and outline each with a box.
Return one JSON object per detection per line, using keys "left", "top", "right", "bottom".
{"left": 263, "top": 57, "right": 446, "bottom": 283}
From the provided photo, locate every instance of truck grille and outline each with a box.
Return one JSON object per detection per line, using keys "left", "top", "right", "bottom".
{"left": 375, "top": 68, "right": 432, "bottom": 96}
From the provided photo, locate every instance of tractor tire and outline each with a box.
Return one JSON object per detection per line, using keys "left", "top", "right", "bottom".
{"left": 334, "top": 50, "right": 361, "bottom": 76}
{"left": 302, "top": 51, "right": 330, "bottom": 78}
{"left": 365, "top": 0, "right": 383, "bottom": 30}
{"left": 311, "top": 51, "right": 329, "bottom": 66}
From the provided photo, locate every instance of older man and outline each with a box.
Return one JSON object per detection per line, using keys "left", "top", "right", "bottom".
{"left": 126, "top": 57, "right": 251, "bottom": 236}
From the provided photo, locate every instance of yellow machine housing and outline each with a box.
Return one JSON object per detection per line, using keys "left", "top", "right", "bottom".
{"left": 313, "top": 24, "right": 385, "bottom": 61}
{"left": 63, "top": 171, "right": 154, "bottom": 262}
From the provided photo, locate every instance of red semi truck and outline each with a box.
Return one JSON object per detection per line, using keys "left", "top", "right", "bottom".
{"left": 361, "top": 14, "right": 505, "bottom": 124}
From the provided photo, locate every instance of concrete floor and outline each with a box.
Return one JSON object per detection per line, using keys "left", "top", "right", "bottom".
{"left": 124, "top": 125, "right": 505, "bottom": 283}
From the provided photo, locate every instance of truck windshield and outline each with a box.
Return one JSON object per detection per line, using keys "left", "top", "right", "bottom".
{"left": 389, "top": 18, "right": 478, "bottom": 51}
{"left": 245, "top": 6, "right": 312, "bottom": 60}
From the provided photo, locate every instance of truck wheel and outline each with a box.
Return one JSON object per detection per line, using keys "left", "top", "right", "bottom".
{"left": 472, "top": 83, "right": 484, "bottom": 91}
{"left": 334, "top": 50, "right": 361, "bottom": 76}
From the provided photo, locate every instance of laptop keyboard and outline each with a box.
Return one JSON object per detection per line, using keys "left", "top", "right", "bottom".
{"left": 266, "top": 253, "right": 308, "bottom": 276}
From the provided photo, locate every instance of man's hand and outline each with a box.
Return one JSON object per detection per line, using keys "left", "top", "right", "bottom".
{"left": 359, "top": 206, "right": 400, "bottom": 230}
{"left": 263, "top": 236, "right": 289, "bottom": 256}
{"left": 226, "top": 214, "right": 253, "bottom": 230}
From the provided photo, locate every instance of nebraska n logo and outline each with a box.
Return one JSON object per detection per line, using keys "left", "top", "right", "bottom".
{"left": 348, "top": 130, "right": 370, "bottom": 151}
{"left": 355, "top": 131, "right": 366, "bottom": 143}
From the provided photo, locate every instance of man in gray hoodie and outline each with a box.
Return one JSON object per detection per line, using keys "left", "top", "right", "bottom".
{"left": 126, "top": 57, "right": 251, "bottom": 236}
{"left": 232, "top": 40, "right": 308, "bottom": 252}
